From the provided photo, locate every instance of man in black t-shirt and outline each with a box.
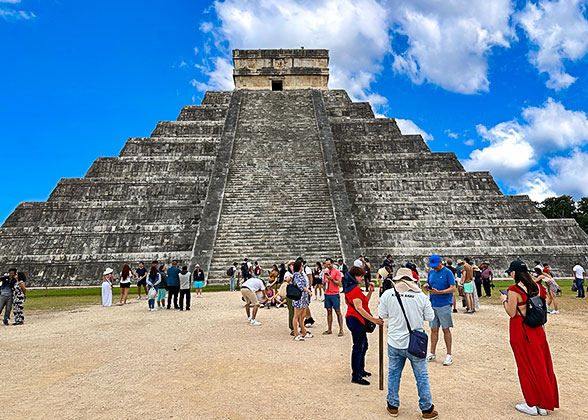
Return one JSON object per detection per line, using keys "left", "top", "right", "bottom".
{"left": 136, "top": 262, "right": 148, "bottom": 300}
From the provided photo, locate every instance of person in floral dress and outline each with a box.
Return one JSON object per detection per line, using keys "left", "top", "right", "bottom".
{"left": 12, "top": 272, "right": 26, "bottom": 325}
{"left": 292, "top": 260, "right": 313, "bottom": 341}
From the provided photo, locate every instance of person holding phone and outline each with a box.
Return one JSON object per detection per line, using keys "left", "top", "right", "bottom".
{"left": 501, "top": 260, "right": 558, "bottom": 416}
{"left": 322, "top": 258, "right": 344, "bottom": 336}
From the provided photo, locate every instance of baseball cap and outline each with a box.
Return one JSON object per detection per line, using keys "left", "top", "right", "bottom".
{"left": 506, "top": 260, "right": 529, "bottom": 274}
{"left": 429, "top": 254, "right": 442, "bottom": 268}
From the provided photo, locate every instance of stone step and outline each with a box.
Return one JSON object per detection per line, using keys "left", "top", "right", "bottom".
{"left": 177, "top": 105, "right": 228, "bottom": 122}
{"left": 151, "top": 121, "right": 225, "bottom": 137}
{"left": 120, "top": 137, "right": 220, "bottom": 157}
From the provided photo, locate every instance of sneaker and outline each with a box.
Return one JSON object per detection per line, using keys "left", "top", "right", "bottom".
{"left": 387, "top": 403, "right": 399, "bottom": 417}
{"left": 426, "top": 353, "right": 436, "bottom": 362}
{"left": 136, "top": 296, "right": 141, "bottom": 300}
{"left": 153, "top": 307, "right": 158, "bottom": 311}
{"left": 294, "top": 335, "right": 305, "bottom": 341}
{"left": 3, "top": 320, "right": 8, "bottom": 326}
{"left": 443, "top": 355, "right": 453, "bottom": 366}
{"left": 251, "top": 320, "right": 261, "bottom": 326}
{"left": 515, "top": 402, "right": 539, "bottom": 416}
{"left": 248, "top": 317, "right": 252, "bottom": 323}
{"left": 351, "top": 377, "right": 370, "bottom": 386}
{"left": 305, "top": 323, "right": 312, "bottom": 328}
{"left": 304, "top": 332, "right": 313, "bottom": 338}
{"left": 538, "top": 408, "right": 547, "bottom": 416}
{"left": 421, "top": 405, "right": 439, "bottom": 420}
{"left": 551, "top": 310, "right": 559, "bottom": 314}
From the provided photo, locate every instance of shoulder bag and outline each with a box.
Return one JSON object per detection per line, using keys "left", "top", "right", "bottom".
{"left": 286, "top": 277, "right": 302, "bottom": 301}
{"left": 391, "top": 284, "right": 428, "bottom": 358}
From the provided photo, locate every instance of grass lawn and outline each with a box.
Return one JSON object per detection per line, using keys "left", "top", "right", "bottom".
{"left": 25, "top": 285, "right": 230, "bottom": 312}
{"left": 477, "top": 279, "right": 588, "bottom": 314}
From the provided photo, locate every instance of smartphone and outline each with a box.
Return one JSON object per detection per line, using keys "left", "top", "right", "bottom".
{"left": 499, "top": 289, "right": 508, "bottom": 296}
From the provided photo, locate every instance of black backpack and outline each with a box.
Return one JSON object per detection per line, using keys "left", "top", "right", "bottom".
{"left": 516, "top": 285, "right": 547, "bottom": 329}
{"left": 226, "top": 267, "right": 234, "bottom": 277}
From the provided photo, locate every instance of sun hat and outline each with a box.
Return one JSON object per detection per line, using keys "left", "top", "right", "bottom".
{"left": 103, "top": 268, "right": 113, "bottom": 276}
{"left": 286, "top": 260, "right": 295, "bottom": 266}
{"left": 506, "top": 260, "right": 529, "bottom": 274}
{"left": 473, "top": 266, "right": 480, "bottom": 271}
{"left": 456, "top": 259, "right": 464, "bottom": 264}
{"left": 429, "top": 254, "right": 442, "bottom": 268}
{"left": 391, "top": 268, "right": 421, "bottom": 292}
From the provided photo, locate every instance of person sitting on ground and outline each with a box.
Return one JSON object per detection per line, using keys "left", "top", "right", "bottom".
{"left": 273, "top": 291, "right": 287, "bottom": 308}
{"left": 241, "top": 276, "right": 267, "bottom": 326}
{"left": 378, "top": 267, "right": 437, "bottom": 419}
{"left": 268, "top": 264, "right": 279, "bottom": 291}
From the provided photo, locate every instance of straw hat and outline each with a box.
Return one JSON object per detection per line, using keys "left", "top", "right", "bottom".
{"left": 103, "top": 268, "right": 113, "bottom": 276}
{"left": 456, "top": 259, "right": 464, "bottom": 264}
{"left": 286, "top": 260, "right": 295, "bottom": 266}
{"left": 473, "top": 266, "right": 480, "bottom": 271}
{"left": 391, "top": 268, "right": 421, "bottom": 292}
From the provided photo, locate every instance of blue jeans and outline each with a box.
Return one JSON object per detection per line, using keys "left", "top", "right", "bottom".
{"left": 230, "top": 277, "right": 236, "bottom": 291}
{"left": 577, "top": 278, "right": 585, "bottom": 298}
{"left": 148, "top": 299, "right": 155, "bottom": 309}
{"left": 346, "top": 316, "right": 368, "bottom": 380}
{"left": 387, "top": 346, "right": 433, "bottom": 412}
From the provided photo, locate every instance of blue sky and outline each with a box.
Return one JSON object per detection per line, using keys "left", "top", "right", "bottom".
{"left": 2, "top": 0, "right": 588, "bottom": 224}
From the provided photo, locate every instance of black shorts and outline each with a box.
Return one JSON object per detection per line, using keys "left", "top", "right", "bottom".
{"left": 137, "top": 279, "right": 147, "bottom": 287}
{"left": 312, "top": 278, "right": 322, "bottom": 286}
{"left": 120, "top": 283, "right": 131, "bottom": 288}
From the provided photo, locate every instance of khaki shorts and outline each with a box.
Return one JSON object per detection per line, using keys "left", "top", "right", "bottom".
{"left": 241, "top": 288, "right": 258, "bottom": 306}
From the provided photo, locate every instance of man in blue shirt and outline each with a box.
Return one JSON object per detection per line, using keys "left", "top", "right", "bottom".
{"left": 424, "top": 255, "right": 456, "bottom": 366}
{"left": 166, "top": 260, "right": 181, "bottom": 310}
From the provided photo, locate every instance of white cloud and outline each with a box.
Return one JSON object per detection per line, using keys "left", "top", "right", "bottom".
{"left": 522, "top": 98, "right": 588, "bottom": 150}
{"left": 389, "top": 0, "right": 514, "bottom": 94}
{"left": 0, "top": 0, "right": 22, "bottom": 3}
{"left": 546, "top": 149, "right": 588, "bottom": 196}
{"left": 395, "top": 118, "right": 434, "bottom": 141}
{"left": 516, "top": 0, "right": 588, "bottom": 90}
{"left": 191, "top": 57, "right": 234, "bottom": 92}
{"left": 445, "top": 129, "right": 458, "bottom": 139}
{"left": 0, "top": 6, "right": 35, "bottom": 21}
{"left": 464, "top": 138, "right": 475, "bottom": 146}
{"left": 194, "top": 0, "right": 391, "bottom": 109}
{"left": 463, "top": 121, "right": 536, "bottom": 180}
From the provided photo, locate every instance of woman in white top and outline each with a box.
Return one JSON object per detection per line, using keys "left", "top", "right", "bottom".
{"left": 119, "top": 264, "right": 133, "bottom": 305}
{"left": 101, "top": 268, "right": 113, "bottom": 307}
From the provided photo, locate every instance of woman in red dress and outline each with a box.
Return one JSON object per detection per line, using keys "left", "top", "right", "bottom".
{"left": 501, "top": 260, "right": 559, "bottom": 416}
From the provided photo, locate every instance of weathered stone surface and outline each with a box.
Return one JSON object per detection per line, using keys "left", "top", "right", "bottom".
{"left": 1, "top": 49, "right": 587, "bottom": 285}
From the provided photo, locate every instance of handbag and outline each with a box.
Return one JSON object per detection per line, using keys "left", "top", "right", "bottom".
{"left": 147, "top": 287, "right": 157, "bottom": 300}
{"left": 391, "top": 283, "right": 428, "bottom": 358}
{"left": 345, "top": 293, "right": 376, "bottom": 333}
{"left": 286, "top": 283, "right": 302, "bottom": 300}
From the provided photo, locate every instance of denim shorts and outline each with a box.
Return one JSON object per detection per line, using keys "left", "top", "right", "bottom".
{"left": 324, "top": 293, "right": 340, "bottom": 310}
{"left": 430, "top": 304, "right": 453, "bottom": 329}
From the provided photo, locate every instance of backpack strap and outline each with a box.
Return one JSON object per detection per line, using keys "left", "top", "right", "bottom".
{"left": 514, "top": 284, "right": 530, "bottom": 343}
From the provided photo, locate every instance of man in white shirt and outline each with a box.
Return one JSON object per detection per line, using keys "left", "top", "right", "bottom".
{"left": 354, "top": 256, "right": 364, "bottom": 268}
{"left": 378, "top": 268, "right": 437, "bottom": 419}
{"left": 573, "top": 262, "right": 585, "bottom": 299}
{"left": 241, "top": 277, "right": 267, "bottom": 326}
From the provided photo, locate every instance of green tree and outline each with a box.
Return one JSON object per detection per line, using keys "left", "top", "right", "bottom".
{"left": 577, "top": 197, "right": 588, "bottom": 233}
{"left": 538, "top": 195, "right": 577, "bottom": 219}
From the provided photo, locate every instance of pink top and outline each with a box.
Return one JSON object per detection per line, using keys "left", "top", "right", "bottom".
{"left": 324, "top": 267, "right": 342, "bottom": 295}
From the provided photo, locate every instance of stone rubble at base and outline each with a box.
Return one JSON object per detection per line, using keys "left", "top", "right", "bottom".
{"left": 1, "top": 49, "right": 587, "bottom": 285}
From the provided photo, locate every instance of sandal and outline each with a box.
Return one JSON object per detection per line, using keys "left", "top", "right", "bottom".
{"left": 322, "top": 330, "right": 332, "bottom": 335}
{"left": 338, "top": 331, "right": 344, "bottom": 337}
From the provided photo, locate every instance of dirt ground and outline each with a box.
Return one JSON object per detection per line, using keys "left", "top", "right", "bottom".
{"left": 2, "top": 291, "right": 587, "bottom": 420}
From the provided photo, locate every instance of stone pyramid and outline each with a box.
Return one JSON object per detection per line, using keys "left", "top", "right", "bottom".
{"left": 2, "top": 49, "right": 587, "bottom": 285}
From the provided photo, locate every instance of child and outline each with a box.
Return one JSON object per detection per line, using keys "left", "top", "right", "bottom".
{"left": 146, "top": 267, "right": 161, "bottom": 311}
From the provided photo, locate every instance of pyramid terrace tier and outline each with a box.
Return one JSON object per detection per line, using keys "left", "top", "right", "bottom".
{"left": 119, "top": 137, "right": 221, "bottom": 157}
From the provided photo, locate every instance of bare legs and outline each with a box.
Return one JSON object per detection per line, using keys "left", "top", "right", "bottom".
{"left": 430, "top": 327, "right": 452, "bottom": 356}
{"left": 293, "top": 307, "right": 307, "bottom": 338}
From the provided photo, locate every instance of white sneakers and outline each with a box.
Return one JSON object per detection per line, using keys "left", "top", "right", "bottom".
{"left": 294, "top": 335, "right": 304, "bottom": 341}
{"left": 304, "top": 332, "right": 313, "bottom": 338}
{"left": 426, "top": 353, "right": 453, "bottom": 366}
{"left": 136, "top": 296, "right": 141, "bottom": 300}
{"left": 250, "top": 319, "right": 261, "bottom": 326}
{"left": 551, "top": 310, "right": 559, "bottom": 314}
{"left": 515, "top": 402, "right": 547, "bottom": 416}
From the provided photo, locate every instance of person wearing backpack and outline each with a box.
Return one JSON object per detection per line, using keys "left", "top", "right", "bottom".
{"left": 228, "top": 262, "right": 238, "bottom": 291}
{"left": 501, "top": 260, "right": 558, "bottom": 417}
{"left": 378, "top": 267, "right": 437, "bottom": 419}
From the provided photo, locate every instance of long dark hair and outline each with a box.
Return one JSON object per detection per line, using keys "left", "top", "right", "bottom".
{"left": 149, "top": 267, "right": 158, "bottom": 280}
{"left": 121, "top": 264, "right": 131, "bottom": 279}
{"left": 514, "top": 271, "right": 539, "bottom": 296}
{"left": 17, "top": 272, "right": 26, "bottom": 282}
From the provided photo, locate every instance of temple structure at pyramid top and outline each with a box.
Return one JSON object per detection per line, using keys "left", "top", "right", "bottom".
{"left": 232, "top": 48, "right": 329, "bottom": 90}
{"left": 1, "top": 48, "right": 587, "bottom": 286}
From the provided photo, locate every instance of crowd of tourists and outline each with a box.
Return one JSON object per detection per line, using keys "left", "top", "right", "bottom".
{"left": 100, "top": 260, "right": 206, "bottom": 311}
{"left": 231, "top": 253, "right": 572, "bottom": 419}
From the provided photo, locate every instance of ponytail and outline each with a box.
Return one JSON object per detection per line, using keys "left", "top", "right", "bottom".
{"left": 514, "top": 271, "right": 539, "bottom": 296}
